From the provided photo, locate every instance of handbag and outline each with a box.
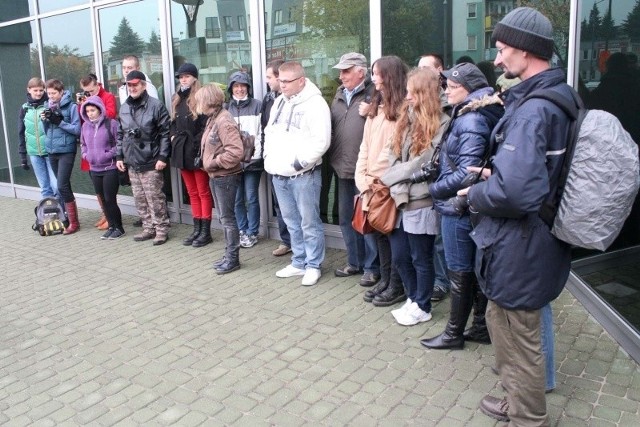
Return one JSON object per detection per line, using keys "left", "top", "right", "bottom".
{"left": 118, "top": 169, "right": 131, "bottom": 187}
{"left": 367, "top": 178, "right": 397, "bottom": 234}
{"left": 351, "top": 194, "right": 374, "bottom": 234}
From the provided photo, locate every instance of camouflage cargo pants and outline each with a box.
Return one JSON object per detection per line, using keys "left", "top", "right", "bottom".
{"left": 129, "top": 169, "right": 170, "bottom": 237}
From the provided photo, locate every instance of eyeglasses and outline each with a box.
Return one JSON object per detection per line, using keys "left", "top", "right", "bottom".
{"left": 277, "top": 76, "right": 303, "bottom": 85}
{"left": 446, "top": 83, "right": 462, "bottom": 90}
{"left": 496, "top": 46, "right": 508, "bottom": 57}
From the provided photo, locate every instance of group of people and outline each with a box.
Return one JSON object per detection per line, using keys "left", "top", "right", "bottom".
{"left": 319, "top": 7, "right": 571, "bottom": 426}
{"left": 18, "top": 6, "right": 575, "bottom": 425}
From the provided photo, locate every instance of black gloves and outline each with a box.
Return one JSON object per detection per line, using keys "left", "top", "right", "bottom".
{"left": 48, "top": 112, "right": 63, "bottom": 125}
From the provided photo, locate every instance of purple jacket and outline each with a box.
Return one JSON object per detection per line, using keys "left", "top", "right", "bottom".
{"left": 80, "top": 95, "right": 119, "bottom": 172}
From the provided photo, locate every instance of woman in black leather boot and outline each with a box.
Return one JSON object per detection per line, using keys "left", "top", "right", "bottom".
{"left": 419, "top": 63, "right": 503, "bottom": 349}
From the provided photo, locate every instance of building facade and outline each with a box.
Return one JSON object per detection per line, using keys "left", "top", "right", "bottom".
{"left": 1, "top": 0, "right": 640, "bottom": 359}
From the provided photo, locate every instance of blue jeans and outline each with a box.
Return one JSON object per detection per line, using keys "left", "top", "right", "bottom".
{"left": 235, "top": 170, "right": 261, "bottom": 235}
{"left": 211, "top": 174, "right": 241, "bottom": 259}
{"left": 49, "top": 152, "right": 76, "bottom": 203}
{"left": 30, "top": 155, "right": 58, "bottom": 198}
{"left": 389, "top": 222, "right": 435, "bottom": 313}
{"left": 272, "top": 169, "right": 325, "bottom": 270}
{"left": 337, "top": 177, "right": 379, "bottom": 274}
{"left": 541, "top": 303, "right": 556, "bottom": 391}
{"left": 434, "top": 234, "right": 449, "bottom": 291}
{"left": 270, "top": 177, "right": 291, "bottom": 247}
{"left": 441, "top": 214, "right": 475, "bottom": 272}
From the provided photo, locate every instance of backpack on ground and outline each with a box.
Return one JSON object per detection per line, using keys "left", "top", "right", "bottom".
{"left": 523, "top": 89, "right": 640, "bottom": 251}
{"left": 32, "top": 197, "right": 68, "bottom": 236}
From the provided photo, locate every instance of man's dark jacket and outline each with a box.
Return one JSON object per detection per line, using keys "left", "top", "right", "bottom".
{"left": 468, "top": 68, "right": 574, "bottom": 310}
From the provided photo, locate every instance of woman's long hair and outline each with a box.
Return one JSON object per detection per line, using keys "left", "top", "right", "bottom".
{"left": 171, "top": 79, "right": 202, "bottom": 120}
{"left": 368, "top": 56, "right": 408, "bottom": 121}
{"left": 195, "top": 84, "right": 224, "bottom": 118}
{"left": 392, "top": 67, "right": 442, "bottom": 157}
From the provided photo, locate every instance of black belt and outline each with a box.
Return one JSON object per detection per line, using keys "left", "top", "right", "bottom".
{"left": 273, "top": 166, "right": 316, "bottom": 180}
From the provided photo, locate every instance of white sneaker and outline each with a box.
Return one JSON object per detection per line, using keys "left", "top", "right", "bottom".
{"left": 391, "top": 298, "right": 413, "bottom": 321}
{"left": 276, "top": 264, "right": 306, "bottom": 278}
{"left": 395, "top": 302, "right": 432, "bottom": 326}
{"left": 301, "top": 268, "right": 321, "bottom": 286}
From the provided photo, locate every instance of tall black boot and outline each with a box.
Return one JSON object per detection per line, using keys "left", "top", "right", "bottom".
{"left": 420, "top": 270, "right": 475, "bottom": 350}
{"left": 372, "top": 265, "right": 405, "bottom": 307}
{"left": 216, "top": 228, "right": 240, "bottom": 274}
{"left": 463, "top": 283, "right": 491, "bottom": 344}
{"left": 192, "top": 218, "right": 213, "bottom": 247}
{"left": 183, "top": 218, "right": 201, "bottom": 246}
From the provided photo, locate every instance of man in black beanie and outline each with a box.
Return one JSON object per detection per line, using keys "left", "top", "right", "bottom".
{"left": 459, "top": 7, "right": 574, "bottom": 425}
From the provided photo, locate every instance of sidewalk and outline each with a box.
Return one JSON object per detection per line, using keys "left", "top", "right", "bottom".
{"left": 0, "top": 196, "right": 639, "bottom": 426}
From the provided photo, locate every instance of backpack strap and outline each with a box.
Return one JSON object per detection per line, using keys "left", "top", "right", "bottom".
{"left": 519, "top": 88, "right": 586, "bottom": 226}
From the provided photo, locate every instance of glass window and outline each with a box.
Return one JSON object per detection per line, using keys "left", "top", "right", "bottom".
{"left": 206, "top": 17, "right": 221, "bottom": 38}
{"left": 224, "top": 16, "right": 233, "bottom": 31}
{"left": 238, "top": 15, "right": 246, "bottom": 31}
{"left": 468, "top": 3, "right": 477, "bottom": 19}
{"left": 265, "top": 0, "right": 370, "bottom": 225}
{"left": 0, "top": 20, "right": 40, "bottom": 184}
{"left": 98, "top": 0, "right": 163, "bottom": 199}
{"left": 382, "top": 0, "right": 447, "bottom": 66}
{"left": 37, "top": 0, "right": 86, "bottom": 15}
{"left": 0, "top": 0, "right": 34, "bottom": 24}
{"left": 467, "top": 35, "right": 477, "bottom": 50}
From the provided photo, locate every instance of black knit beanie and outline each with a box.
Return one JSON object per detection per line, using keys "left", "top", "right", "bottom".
{"left": 492, "top": 7, "right": 554, "bottom": 60}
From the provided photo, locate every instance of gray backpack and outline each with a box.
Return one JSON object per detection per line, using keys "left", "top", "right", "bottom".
{"left": 523, "top": 89, "right": 639, "bottom": 251}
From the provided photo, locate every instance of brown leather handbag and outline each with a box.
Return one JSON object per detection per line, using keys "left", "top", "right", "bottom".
{"left": 367, "top": 178, "right": 397, "bottom": 234}
{"left": 351, "top": 194, "right": 374, "bottom": 234}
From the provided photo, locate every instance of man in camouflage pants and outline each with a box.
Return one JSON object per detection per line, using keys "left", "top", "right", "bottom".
{"left": 116, "top": 71, "right": 171, "bottom": 245}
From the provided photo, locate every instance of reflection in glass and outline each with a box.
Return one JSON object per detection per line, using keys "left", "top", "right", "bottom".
{"left": 577, "top": 0, "right": 640, "bottom": 252}
{"left": 1, "top": 21, "right": 42, "bottom": 184}
{"left": 170, "top": 0, "right": 253, "bottom": 87}
{"left": 98, "top": 0, "right": 163, "bottom": 198}
{"left": 99, "top": 1, "right": 162, "bottom": 103}
{"left": 37, "top": 0, "right": 86, "bottom": 14}
{"left": 36, "top": 10, "right": 94, "bottom": 194}
{"left": 263, "top": 0, "right": 371, "bottom": 225}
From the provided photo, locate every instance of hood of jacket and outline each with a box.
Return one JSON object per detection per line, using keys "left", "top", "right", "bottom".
{"left": 227, "top": 71, "right": 253, "bottom": 96}
{"left": 80, "top": 95, "right": 106, "bottom": 124}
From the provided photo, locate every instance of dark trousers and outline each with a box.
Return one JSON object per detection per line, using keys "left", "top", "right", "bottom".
{"left": 91, "top": 169, "right": 122, "bottom": 228}
{"left": 49, "top": 152, "right": 76, "bottom": 203}
{"left": 389, "top": 223, "right": 435, "bottom": 313}
{"left": 211, "top": 174, "right": 241, "bottom": 260}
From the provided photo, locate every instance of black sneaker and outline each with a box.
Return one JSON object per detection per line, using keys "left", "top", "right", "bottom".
{"left": 431, "top": 286, "right": 448, "bottom": 301}
{"left": 101, "top": 228, "right": 114, "bottom": 240}
{"left": 133, "top": 218, "right": 143, "bottom": 227}
{"left": 108, "top": 228, "right": 126, "bottom": 239}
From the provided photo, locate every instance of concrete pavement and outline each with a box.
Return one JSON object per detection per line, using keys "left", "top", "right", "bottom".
{"left": 0, "top": 196, "right": 639, "bottom": 426}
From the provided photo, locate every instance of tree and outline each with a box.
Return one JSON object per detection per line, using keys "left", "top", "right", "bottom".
{"left": 302, "top": 0, "right": 369, "bottom": 57}
{"left": 600, "top": 8, "right": 617, "bottom": 44}
{"left": 147, "top": 30, "right": 161, "bottom": 54}
{"left": 382, "top": 0, "right": 433, "bottom": 65}
{"left": 110, "top": 17, "right": 145, "bottom": 58}
{"left": 32, "top": 44, "right": 92, "bottom": 88}
{"left": 622, "top": 0, "right": 640, "bottom": 42}
{"left": 519, "top": 0, "right": 570, "bottom": 65}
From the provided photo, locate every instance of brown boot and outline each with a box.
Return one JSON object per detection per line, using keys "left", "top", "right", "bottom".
{"left": 63, "top": 201, "right": 80, "bottom": 235}
{"left": 94, "top": 194, "right": 108, "bottom": 229}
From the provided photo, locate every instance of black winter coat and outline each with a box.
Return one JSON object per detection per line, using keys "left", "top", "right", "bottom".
{"left": 429, "top": 87, "right": 504, "bottom": 216}
{"left": 170, "top": 88, "right": 207, "bottom": 170}
{"left": 116, "top": 92, "right": 171, "bottom": 172}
